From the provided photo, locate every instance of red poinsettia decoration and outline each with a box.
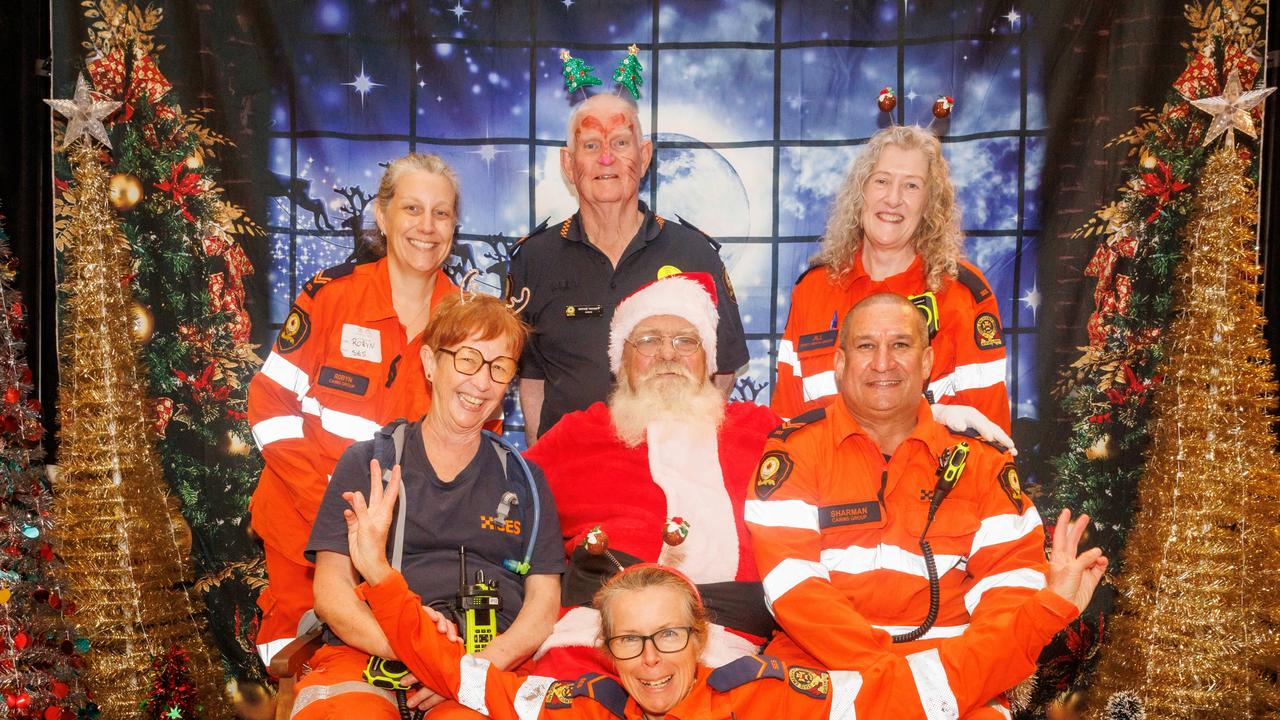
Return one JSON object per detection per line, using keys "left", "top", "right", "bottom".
{"left": 154, "top": 162, "right": 202, "bottom": 223}
{"left": 1138, "top": 160, "right": 1191, "bottom": 222}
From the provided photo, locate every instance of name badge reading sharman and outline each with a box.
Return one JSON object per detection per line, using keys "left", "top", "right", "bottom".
{"left": 564, "top": 305, "right": 603, "bottom": 318}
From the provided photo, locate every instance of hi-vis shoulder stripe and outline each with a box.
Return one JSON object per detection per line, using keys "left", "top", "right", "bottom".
{"left": 963, "top": 567, "right": 1046, "bottom": 615}
{"left": 761, "top": 559, "right": 831, "bottom": 611}
{"left": 968, "top": 508, "right": 1043, "bottom": 558}
{"left": 261, "top": 351, "right": 311, "bottom": 398}
{"left": 828, "top": 670, "right": 862, "bottom": 720}
{"left": 300, "top": 397, "right": 382, "bottom": 441}
{"left": 905, "top": 648, "right": 959, "bottom": 720}
{"left": 457, "top": 656, "right": 492, "bottom": 715}
{"left": 251, "top": 416, "right": 304, "bottom": 448}
{"left": 744, "top": 499, "right": 820, "bottom": 532}
{"left": 777, "top": 339, "right": 799, "bottom": 368}
{"left": 802, "top": 370, "right": 837, "bottom": 401}
{"left": 514, "top": 675, "right": 556, "bottom": 720}
{"left": 928, "top": 358, "right": 1006, "bottom": 399}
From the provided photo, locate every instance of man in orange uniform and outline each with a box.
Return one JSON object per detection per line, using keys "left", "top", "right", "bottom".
{"left": 247, "top": 257, "right": 454, "bottom": 667}
{"left": 748, "top": 293, "right": 1051, "bottom": 719}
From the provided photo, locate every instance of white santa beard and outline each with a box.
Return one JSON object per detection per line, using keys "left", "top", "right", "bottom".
{"left": 646, "top": 414, "right": 738, "bottom": 585}
{"left": 608, "top": 368, "right": 724, "bottom": 447}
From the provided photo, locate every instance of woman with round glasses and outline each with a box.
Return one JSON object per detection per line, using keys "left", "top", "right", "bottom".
{"left": 294, "top": 292, "right": 565, "bottom": 719}
{"left": 340, "top": 460, "right": 1109, "bottom": 720}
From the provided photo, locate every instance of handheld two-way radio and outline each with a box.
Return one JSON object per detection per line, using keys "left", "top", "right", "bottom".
{"left": 455, "top": 546, "right": 502, "bottom": 655}
{"left": 891, "top": 441, "right": 970, "bottom": 644}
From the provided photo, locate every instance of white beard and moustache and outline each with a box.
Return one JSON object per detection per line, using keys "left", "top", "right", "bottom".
{"left": 608, "top": 361, "right": 726, "bottom": 448}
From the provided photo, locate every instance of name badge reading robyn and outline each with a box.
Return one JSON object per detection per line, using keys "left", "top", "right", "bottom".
{"left": 340, "top": 324, "right": 382, "bottom": 363}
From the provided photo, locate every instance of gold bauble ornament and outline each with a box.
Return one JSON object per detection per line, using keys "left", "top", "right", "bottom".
{"left": 1139, "top": 148, "right": 1159, "bottom": 169}
{"left": 1085, "top": 433, "right": 1114, "bottom": 461}
{"left": 222, "top": 430, "right": 251, "bottom": 457}
{"left": 129, "top": 302, "right": 154, "bottom": 343}
{"left": 184, "top": 149, "right": 204, "bottom": 171}
{"left": 108, "top": 172, "right": 143, "bottom": 211}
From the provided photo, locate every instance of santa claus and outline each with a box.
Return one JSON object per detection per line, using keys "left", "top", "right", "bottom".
{"left": 526, "top": 272, "right": 780, "bottom": 679}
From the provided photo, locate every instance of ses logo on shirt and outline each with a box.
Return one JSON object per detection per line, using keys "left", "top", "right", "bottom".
{"left": 479, "top": 516, "right": 522, "bottom": 536}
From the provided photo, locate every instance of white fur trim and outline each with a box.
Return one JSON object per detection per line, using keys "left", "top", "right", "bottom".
{"left": 533, "top": 607, "right": 758, "bottom": 668}
{"left": 608, "top": 275, "right": 719, "bottom": 375}
{"left": 647, "top": 419, "right": 738, "bottom": 584}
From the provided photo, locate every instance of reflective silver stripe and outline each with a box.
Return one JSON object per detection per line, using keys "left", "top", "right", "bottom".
{"left": 968, "top": 508, "right": 1043, "bottom": 558}
{"left": 905, "top": 648, "right": 959, "bottom": 720}
{"left": 457, "top": 655, "right": 492, "bottom": 715}
{"left": 777, "top": 338, "right": 800, "bottom": 369}
{"left": 820, "top": 543, "right": 965, "bottom": 581}
{"left": 514, "top": 675, "right": 557, "bottom": 720}
{"left": 291, "top": 681, "right": 395, "bottom": 717}
{"left": 828, "top": 670, "right": 862, "bottom": 720}
{"left": 802, "top": 370, "right": 837, "bottom": 401}
{"left": 987, "top": 700, "right": 1012, "bottom": 719}
{"left": 870, "top": 623, "right": 968, "bottom": 640}
{"left": 761, "top": 558, "right": 831, "bottom": 611}
{"left": 299, "top": 396, "right": 382, "bottom": 442}
{"left": 251, "top": 415, "right": 304, "bottom": 448}
{"left": 929, "top": 358, "right": 1007, "bottom": 400}
{"left": 963, "top": 568, "right": 1046, "bottom": 615}
{"left": 255, "top": 636, "right": 295, "bottom": 665}
{"left": 745, "top": 499, "right": 820, "bottom": 531}
{"left": 261, "top": 351, "right": 311, "bottom": 397}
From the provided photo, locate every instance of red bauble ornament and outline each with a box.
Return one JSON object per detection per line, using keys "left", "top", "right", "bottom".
{"left": 12, "top": 631, "right": 29, "bottom": 649}
{"left": 44, "top": 707, "right": 64, "bottom": 720}
{"left": 932, "top": 95, "right": 955, "bottom": 119}
{"left": 3, "top": 387, "right": 18, "bottom": 404}
{"left": 877, "top": 86, "right": 897, "bottom": 113}
{"left": 51, "top": 682, "right": 69, "bottom": 699}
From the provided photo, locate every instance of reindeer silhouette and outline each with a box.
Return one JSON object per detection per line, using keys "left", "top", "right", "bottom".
{"left": 445, "top": 234, "right": 514, "bottom": 289}
{"left": 265, "top": 173, "right": 333, "bottom": 230}
{"left": 333, "top": 185, "right": 379, "bottom": 262}
{"left": 732, "top": 376, "right": 769, "bottom": 404}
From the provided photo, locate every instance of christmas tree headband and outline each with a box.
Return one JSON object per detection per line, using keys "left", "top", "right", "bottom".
{"left": 560, "top": 45, "right": 645, "bottom": 101}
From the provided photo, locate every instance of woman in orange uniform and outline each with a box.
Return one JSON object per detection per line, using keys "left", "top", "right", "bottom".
{"left": 338, "top": 456, "right": 1108, "bottom": 720}
{"left": 773, "top": 126, "right": 1013, "bottom": 449}
{"left": 248, "top": 152, "right": 460, "bottom": 672}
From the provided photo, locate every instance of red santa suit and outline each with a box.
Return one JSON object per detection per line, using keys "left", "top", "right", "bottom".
{"left": 525, "top": 400, "right": 780, "bottom": 679}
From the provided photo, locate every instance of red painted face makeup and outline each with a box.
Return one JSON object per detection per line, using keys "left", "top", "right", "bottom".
{"left": 565, "top": 104, "right": 650, "bottom": 209}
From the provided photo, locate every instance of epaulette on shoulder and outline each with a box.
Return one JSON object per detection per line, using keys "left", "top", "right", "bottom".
{"left": 793, "top": 263, "right": 827, "bottom": 287}
{"left": 301, "top": 260, "right": 357, "bottom": 298}
{"left": 674, "top": 213, "right": 720, "bottom": 251}
{"left": 955, "top": 263, "right": 994, "bottom": 304}
{"left": 948, "top": 425, "right": 1012, "bottom": 454}
{"left": 566, "top": 673, "right": 628, "bottom": 718}
{"left": 514, "top": 217, "right": 552, "bottom": 250}
{"left": 707, "top": 655, "right": 787, "bottom": 692}
{"left": 769, "top": 407, "right": 828, "bottom": 441}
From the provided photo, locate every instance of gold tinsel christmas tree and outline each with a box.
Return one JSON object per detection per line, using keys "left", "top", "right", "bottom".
{"left": 54, "top": 139, "right": 228, "bottom": 718}
{"left": 1086, "top": 145, "right": 1280, "bottom": 718}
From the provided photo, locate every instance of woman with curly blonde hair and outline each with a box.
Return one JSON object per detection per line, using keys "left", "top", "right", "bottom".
{"left": 772, "top": 126, "right": 1013, "bottom": 446}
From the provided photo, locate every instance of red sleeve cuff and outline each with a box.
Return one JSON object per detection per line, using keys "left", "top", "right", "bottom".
{"left": 356, "top": 569, "right": 410, "bottom": 605}
{"left": 1029, "top": 587, "right": 1081, "bottom": 634}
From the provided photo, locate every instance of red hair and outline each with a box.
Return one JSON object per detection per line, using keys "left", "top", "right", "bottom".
{"left": 422, "top": 292, "right": 529, "bottom": 360}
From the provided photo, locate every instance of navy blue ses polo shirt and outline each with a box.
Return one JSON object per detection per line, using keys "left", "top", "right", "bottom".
{"left": 507, "top": 201, "right": 749, "bottom": 438}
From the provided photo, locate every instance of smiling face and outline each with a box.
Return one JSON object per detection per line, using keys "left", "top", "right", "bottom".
{"left": 858, "top": 144, "right": 930, "bottom": 255}
{"left": 561, "top": 95, "right": 653, "bottom": 209}
{"left": 608, "top": 585, "right": 703, "bottom": 719}
{"left": 422, "top": 331, "right": 515, "bottom": 434}
{"left": 620, "top": 315, "right": 708, "bottom": 393}
{"left": 833, "top": 299, "right": 933, "bottom": 424}
{"left": 374, "top": 169, "right": 457, "bottom": 277}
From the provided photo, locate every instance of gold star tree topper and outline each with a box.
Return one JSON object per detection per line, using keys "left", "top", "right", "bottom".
{"left": 1188, "top": 69, "right": 1275, "bottom": 147}
{"left": 44, "top": 73, "right": 122, "bottom": 150}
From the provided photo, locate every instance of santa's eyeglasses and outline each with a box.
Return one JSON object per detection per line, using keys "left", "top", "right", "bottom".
{"left": 626, "top": 334, "right": 702, "bottom": 357}
{"left": 435, "top": 346, "right": 518, "bottom": 384}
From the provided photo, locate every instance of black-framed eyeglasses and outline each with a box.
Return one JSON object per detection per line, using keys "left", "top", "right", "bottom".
{"left": 626, "top": 334, "right": 702, "bottom": 358}
{"left": 605, "top": 626, "right": 694, "bottom": 660}
{"left": 435, "top": 346, "right": 518, "bottom": 384}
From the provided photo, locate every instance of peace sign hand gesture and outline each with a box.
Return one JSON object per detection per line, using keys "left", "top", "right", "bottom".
{"left": 342, "top": 459, "right": 400, "bottom": 585}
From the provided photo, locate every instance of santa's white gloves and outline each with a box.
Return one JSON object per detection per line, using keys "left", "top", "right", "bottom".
{"left": 931, "top": 404, "right": 1017, "bottom": 456}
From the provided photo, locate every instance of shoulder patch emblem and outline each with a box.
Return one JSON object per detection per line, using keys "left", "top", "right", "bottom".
{"left": 543, "top": 681, "right": 575, "bottom": 709}
{"left": 769, "top": 407, "right": 827, "bottom": 441}
{"left": 657, "top": 264, "right": 682, "bottom": 279}
{"left": 707, "top": 655, "right": 787, "bottom": 692}
{"left": 908, "top": 291, "right": 940, "bottom": 339}
{"left": 786, "top": 666, "right": 831, "bottom": 700}
{"left": 276, "top": 305, "right": 311, "bottom": 354}
{"left": 974, "top": 312, "right": 1005, "bottom": 350}
{"left": 302, "top": 260, "right": 356, "bottom": 298}
{"left": 754, "top": 451, "right": 794, "bottom": 500}
{"left": 570, "top": 674, "right": 628, "bottom": 718}
{"left": 998, "top": 463, "right": 1024, "bottom": 513}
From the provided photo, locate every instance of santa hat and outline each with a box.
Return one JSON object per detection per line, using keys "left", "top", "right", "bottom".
{"left": 608, "top": 272, "right": 719, "bottom": 375}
